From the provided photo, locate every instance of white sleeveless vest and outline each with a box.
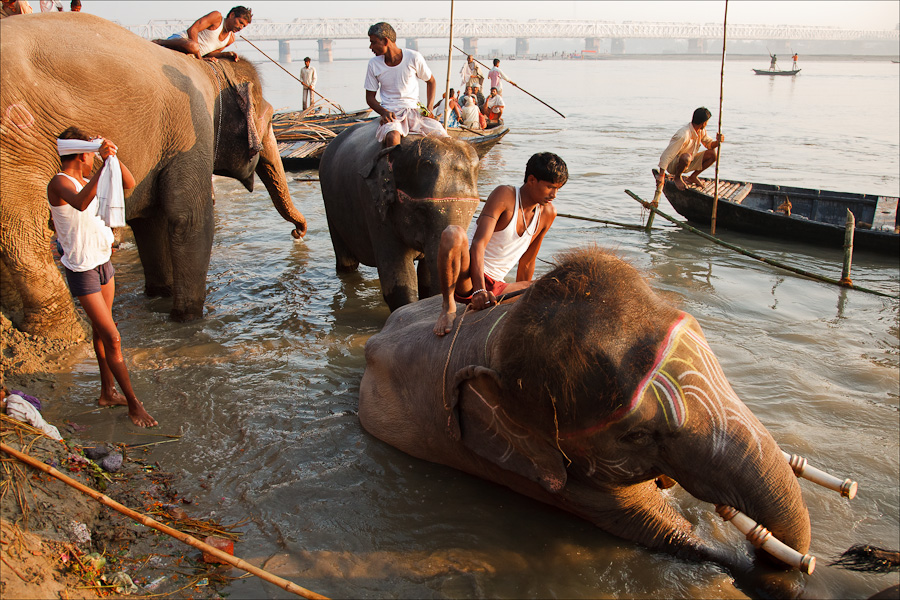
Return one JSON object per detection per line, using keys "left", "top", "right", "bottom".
{"left": 479, "top": 186, "right": 541, "bottom": 281}
{"left": 49, "top": 173, "right": 114, "bottom": 272}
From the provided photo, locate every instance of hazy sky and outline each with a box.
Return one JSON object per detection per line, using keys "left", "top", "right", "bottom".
{"left": 79, "top": 1, "right": 899, "bottom": 30}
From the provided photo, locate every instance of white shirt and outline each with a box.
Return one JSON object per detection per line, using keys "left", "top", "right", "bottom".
{"left": 364, "top": 49, "right": 433, "bottom": 112}
{"left": 459, "top": 62, "right": 482, "bottom": 88}
{"left": 658, "top": 122, "right": 714, "bottom": 172}
{"left": 486, "top": 95, "right": 505, "bottom": 114}
{"left": 300, "top": 65, "right": 317, "bottom": 87}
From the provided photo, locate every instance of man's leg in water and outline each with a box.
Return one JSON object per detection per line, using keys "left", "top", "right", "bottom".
{"left": 433, "top": 225, "right": 470, "bottom": 336}
{"left": 78, "top": 279, "right": 157, "bottom": 427}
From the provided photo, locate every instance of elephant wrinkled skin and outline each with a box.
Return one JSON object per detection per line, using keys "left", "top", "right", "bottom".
{"left": 319, "top": 120, "right": 480, "bottom": 310}
{"left": 360, "top": 247, "right": 812, "bottom": 573}
{"left": 0, "top": 13, "right": 306, "bottom": 339}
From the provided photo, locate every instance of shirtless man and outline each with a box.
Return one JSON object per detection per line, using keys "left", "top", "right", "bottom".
{"left": 656, "top": 107, "right": 722, "bottom": 191}
{"left": 364, "top": 21, "right": 447, "bottom": 147}
{"left": 154, "top": 6, "right": 251, "bottom": 62}
{"left": 47, "top": 127, "right": 157, "bottom": 427}
{"left": 433, "top": 152, "right": 568, "bottom": 336}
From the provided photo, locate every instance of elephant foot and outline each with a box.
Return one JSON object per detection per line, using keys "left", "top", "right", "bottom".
{"left": 336, "top": 262, "right": 359, "bottom": 273}
{"left": 144, "top": 283, "right": 173, "bottom": 298}
{"left": 170, "top": 307, "right": 203, "bottom": 322}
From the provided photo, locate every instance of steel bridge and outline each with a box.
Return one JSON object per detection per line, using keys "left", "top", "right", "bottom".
{"left": 128, "top": 19, "right": 899, "bottom": 61}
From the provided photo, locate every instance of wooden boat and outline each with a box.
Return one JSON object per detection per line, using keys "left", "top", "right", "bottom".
{"left": 275, "top": 109, "right": 376, "bottom": 165}
{"left": 753, "top": 68, "right": 801, "bottom": 76}
{"left": 657, "top": 172, "right": 899, "bottom": 255}
{"left": 448, "top": 125, "right": 510, "bottom": 159}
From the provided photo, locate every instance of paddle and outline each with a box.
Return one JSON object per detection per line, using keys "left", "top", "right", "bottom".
{"left": 239, "top": 35, "right": 345, "bottom": 113}
{"left": 452, "top": 45, "right": 565, "bottom": 118}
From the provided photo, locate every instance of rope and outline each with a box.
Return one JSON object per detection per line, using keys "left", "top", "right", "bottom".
{"left": 442, "top": 304, "right": 471, "bottom": 414}
{"left": 205, "top": 61, "right": 224, "bottom": 163}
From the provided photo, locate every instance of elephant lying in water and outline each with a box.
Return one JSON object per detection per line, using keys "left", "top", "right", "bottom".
{"left": 0, "top": 13, "right": 306, "bottom": 339}
{"left": 360, "top": 247, "right": 811, "bottom": 572}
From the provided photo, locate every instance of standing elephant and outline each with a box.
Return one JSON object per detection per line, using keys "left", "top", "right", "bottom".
{"left": 360, "top": 247, "right": 812, "bottom": 572}
{"left": 319, "top": 120, "right": 480, "bottom": 310}
{"left": 0, "top": 13, "right": 306, "bottom": 340}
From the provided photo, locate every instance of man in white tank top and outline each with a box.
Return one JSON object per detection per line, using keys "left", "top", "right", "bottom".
{"left": 47, "top": 127, "right": 157, "bottom": 428}
{"left": 433, "top": 153, "right": 568, "bottom": 336}
{"left": 154, "top": 6, "right": 252, "bottom": 62}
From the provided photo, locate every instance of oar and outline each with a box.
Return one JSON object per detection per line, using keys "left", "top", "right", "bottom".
{"left": 452, "top": 45, "right": 565, "bottom": 118}
{"left": 239, "top": 35, "right": 344, "bottom": 113}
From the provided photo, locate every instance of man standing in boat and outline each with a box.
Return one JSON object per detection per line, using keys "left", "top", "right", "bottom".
{"left": 656, "top": 107, "right": 723, "bottom": 191}
{"left": 153, "top": 6, "right": 251, "bottom": 61}
{"left": 364, "top": 21, "right": 448, "bottom": 147}
{"left": 299, "top": 56, "right": 317, "bottom": 111}
{"left": 769, "top": 53, "right": 778, "bottom": 71}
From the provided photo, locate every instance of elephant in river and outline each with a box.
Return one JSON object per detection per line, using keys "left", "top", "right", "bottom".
{"left": 319, "top": 121, "right": 480, "bottom": 310}
{"left": 0, "top": 13, "right": 307, "bottom": 340}
{"left": 360, "top": 247, "right": 811, "bottom": 572}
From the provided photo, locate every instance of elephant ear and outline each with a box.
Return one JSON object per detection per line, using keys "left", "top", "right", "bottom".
{"left": 234, "top": 82, "right": 264, "bottom": 158}
{"left": 359, "top": 146, "right": 398, "bottom": 222}
{"left": 449, "top": 365, "right": 567, "bottom": 493}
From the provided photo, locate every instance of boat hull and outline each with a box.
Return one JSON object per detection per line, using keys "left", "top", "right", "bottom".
{"left": 753, "top": 68, "right": 801, "bottom": 76}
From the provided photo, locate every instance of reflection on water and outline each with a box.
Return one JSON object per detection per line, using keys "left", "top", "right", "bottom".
{"left": 39, "top": 59, "right": 898, "bottom": 599}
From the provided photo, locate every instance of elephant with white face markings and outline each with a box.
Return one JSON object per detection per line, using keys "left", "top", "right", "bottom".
{"left": 360, "top": 247, "right": 812, "bottom": 580}
{"left": 0, "top": 13, "right": 306, "bottom": 339}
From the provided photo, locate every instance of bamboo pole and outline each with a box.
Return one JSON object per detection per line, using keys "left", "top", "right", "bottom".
{"left": 710, "top": 0, "right": 728, "bottom": 236}
{"left": 624, "top": 190, "right": 899, "bottom": 300}
{"left": 451, "top": 45, "right": 565, "bottom": 118}
{"left": 648, "top": 170, "right": 665, "bottom": 232}
{"left": 442, "top": 0, "right": 455, "bottom": 130}
{"left": 840, "top": 209, "right": 855, "bottom": 285}
{"left": 0, "top": 443, "right": 329, "bottom": 600}
{"left": 239, "top": 36, "right": 344, "bottom": 114}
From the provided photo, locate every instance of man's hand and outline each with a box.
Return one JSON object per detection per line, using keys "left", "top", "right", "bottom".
{"left": 471, "top": 289, "right": 497, "bottom": 311}
{"left": 98, "top": 139, "right": 118, "bottom": 160}
{"left": 379, "top": 111, "right": 396, "bottom": 124}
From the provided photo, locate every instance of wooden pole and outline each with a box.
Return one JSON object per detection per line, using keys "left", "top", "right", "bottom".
{"left": 0, "top": 442, "right": 329, "bottom": 600}
{"left": 624, "top": 190, "right": 898, "bottom": 300}
{"left": 451, "top": 45, "right": 565, "bottom": 118}
{"left": 840, "top": 209, "right": 855, "bottom": 285}
{"left": 442, "top": 0, "right": 455, "bottom": 130}
{"left": 710, "top": 0, "right": 728, "bottom": 236}
{"left": 239, "top": 35, "right": 344, "bottom": 113}
{"left": 648, "top": 170, "right": 665, "bottom": 232}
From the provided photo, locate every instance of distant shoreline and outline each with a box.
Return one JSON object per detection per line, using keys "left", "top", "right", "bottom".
{"left": 258, "top": 54, "right": 900, "bottom": 64}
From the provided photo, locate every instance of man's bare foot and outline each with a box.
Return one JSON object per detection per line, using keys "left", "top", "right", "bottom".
{"left": 128, "top": 402, "right": 158, "bottom": 427}
{"left": 685, "top": 174, "right": 702, "bottom": 188}
{"left": 674, "top": 176, "right": 687, "bottom": 191}
{"left": 98, "top": 390, "right": 128, "bottom": 407}
{"left": 433, "top": 310, "right": 456, "bottom": 336}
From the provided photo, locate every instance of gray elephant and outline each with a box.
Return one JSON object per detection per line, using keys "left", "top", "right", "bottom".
{"left": 319, "top": 121, "right": 480, "bottom": 310}
{"left": 0, "top": 13, "right": 306, "bottom": 340}
{"left": 360, "top": 247, "right": 811, "bottom": 573}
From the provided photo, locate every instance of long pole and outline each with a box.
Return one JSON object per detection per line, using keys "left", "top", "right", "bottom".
{"left": 451, "top": 45, "right": 565, "bottom": 118}
{"left": 710, "top": 0, "right": 728, "bottom": 236}
{"left": 442, "top": 0, "right": 455, "bottom": 130}
{"left": 239, "top": 35, "right": 344, "bottom": 113}
{"left": 0, "top": 443, "right": 329, "bottom": 600}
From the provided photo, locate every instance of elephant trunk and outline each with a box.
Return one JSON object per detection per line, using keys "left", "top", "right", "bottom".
{"left": 256, "top": 123, "right": 307, "bottom": 239}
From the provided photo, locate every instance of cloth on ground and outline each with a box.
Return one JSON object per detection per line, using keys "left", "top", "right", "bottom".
{"left": 5, "top": 395, "right": 62, "bottom": 440}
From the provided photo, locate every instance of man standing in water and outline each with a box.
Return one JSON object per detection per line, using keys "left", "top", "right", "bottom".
{"left": 433, "top": 152, "right": 568, "bottom": 336}
{"left": 656, "top": 107, "right": 722, "bottom": 191}
{"left": 47, "top": 127, "right": 157, "bottom": 427}
{"left": 364, "top": 21, "right": 447, "bottom": 147}
{"left": 154, "top": 6, "right": 251, "bottom": 61}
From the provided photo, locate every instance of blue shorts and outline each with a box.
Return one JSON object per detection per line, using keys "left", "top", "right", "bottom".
{"left": 64, "top": 261, "right": 114, "bottom": 297}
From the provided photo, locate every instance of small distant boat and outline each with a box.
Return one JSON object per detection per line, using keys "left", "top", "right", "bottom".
{"left": 655, "top": 171, "right": 899, "bottom": 255}
{"left": 753, "top": 68, "right": 801, "bottom": 76}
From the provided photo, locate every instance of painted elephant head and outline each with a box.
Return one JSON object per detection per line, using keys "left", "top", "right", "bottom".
{"left": 359, "top": 247, "right": 811, "bottom": 572}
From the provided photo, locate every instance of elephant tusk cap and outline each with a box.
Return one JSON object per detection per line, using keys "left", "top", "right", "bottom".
{"left": 782, "top": 451, "right": 858, "bottom": 499}
{"left": 716, "top": 504, "right": 816, "bottom": 574}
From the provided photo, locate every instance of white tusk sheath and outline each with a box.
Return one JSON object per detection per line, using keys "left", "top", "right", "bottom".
{"left": 716, "top": 504, "right": 816, "bottom": 574}
{"left": 782, "top": 451, "right": 858, "bottom": 499}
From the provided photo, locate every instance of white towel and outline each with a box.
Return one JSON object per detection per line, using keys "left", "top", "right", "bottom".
{"left": 56, "top": 138, "right": 126, "bottom": 227}
{"left": 5, "top": 395, "right": 63, "bottom": 441}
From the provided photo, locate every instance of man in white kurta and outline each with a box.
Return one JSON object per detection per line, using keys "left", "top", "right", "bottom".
{"left": 299, "top": 57, "right": 317, "bottom": 110}
{"left": 656, "top": 107, "right": 722, "bottom": 190}
{"left": 364, "top": 22, "right": 448, "bottom": 147}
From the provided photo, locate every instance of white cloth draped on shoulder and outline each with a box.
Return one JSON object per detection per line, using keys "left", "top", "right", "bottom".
{"left": 56, "top": 138, "right": 126, "bottom": 228}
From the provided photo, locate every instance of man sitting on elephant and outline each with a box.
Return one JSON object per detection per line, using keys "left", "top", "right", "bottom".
{"left": 154, "top": 6, "right": 251, "bottom": 62}
{"left": 47, "top": 127, "right": 157, "bottom": 428}
{"left": 364, "top": 21, "right": 448, "bottom": 147}
{"left": 433, "top": 152, "right": 568, "bottom": 336}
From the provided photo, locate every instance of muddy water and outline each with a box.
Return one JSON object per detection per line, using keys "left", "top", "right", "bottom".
{"left": 41, "top": 59, "right": 897, "bottom": 598}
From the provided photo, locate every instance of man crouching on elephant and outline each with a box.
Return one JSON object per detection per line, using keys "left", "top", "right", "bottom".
{"left": 47, "top": 128, "right": 157, "bottom": 428}
{"left": 433, "top": 152, "right": 568, "bottom": 336}
{"left": 365, "top": 21, "right": 449, "bottom": 147}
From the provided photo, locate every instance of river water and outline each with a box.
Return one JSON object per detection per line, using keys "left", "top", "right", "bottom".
{"left": 42, "top": 57, "right": 898, "bottom": 598}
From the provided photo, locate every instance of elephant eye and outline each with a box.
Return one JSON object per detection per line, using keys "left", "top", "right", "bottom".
{"left": 620, "top": 429, "right": 653, "bottom": 446}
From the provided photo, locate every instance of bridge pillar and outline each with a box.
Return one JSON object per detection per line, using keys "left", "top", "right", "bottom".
{"left": 279, "top": 40, "right": 292, "bottom": 63}
{"left": 317, "top": 38, "right": 333, "bottom": 63}
{"left": 463, "top": 37, "right": 478, "bottom": 56}
{"left": 584, "top": 37, "right": 602, "bottom": 53}
{"left": 405, "top": 38, "right": 418, "bottom": 52}
{"left": 611, "top": 38, "right": 625, "bottom": 54}
{"left": 516, "top": 37, "right": 529, "bottom": 56}
{"left": 687, "top": 38, "right": 706, "bottom": 53}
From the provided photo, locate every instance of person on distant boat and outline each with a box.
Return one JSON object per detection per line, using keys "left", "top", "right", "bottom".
{"left": 299, "top": 56, "right": 317, "bottom": 111}
{"left": 458, "top": 95, "right": 481, "bottom": 129}
{"left": 69, "top": 0, "right": 79, "bottom": 10}
{"left": 792, "top": 53, "right": 798, "bottom": 70}
{"left": 0, "top": 0, "right": 32, "bottom": 17}
{"left": 769, "top": 53, "right": 778, "bottom": 71}
{"left": 460, "top": 55, "right": 484, "bottom": 90}
{"left": 365, "top": 22, "right": 447, "bottom": 148}
{"left": 487, "top": 58, "right": 515, "bottom": 95}
{"left": 433, "top": 88, "right": 461, "bottom": 128}
{"left": 153, "top": 6, "right": 251, "bottom": 62}
{"left": 656, "top": 107, "right": 723, "bottom": 191}
{"left": 483, "top": 86, "right": 505, "bottom": 129}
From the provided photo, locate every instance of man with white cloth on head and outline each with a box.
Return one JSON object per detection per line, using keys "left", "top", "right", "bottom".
{"left": 47, "top": 127, "right": 157, "bottom": 428}
{"left": 364, "top": 21, "right": 448, "bottom": 147}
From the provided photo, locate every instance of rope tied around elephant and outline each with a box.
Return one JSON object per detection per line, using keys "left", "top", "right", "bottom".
{"left": 204, "top": 60, "right": 224, "bottom": 162}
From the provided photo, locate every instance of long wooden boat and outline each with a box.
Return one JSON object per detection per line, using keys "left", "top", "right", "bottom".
{"left": 657, "top": 172, "right": 899, "bottom": 255}
{"left": 448, "top": 126, "right": 510, "bottom": 159}
{"left": 753, "top": 68, "right": 801, "bottom": 76}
